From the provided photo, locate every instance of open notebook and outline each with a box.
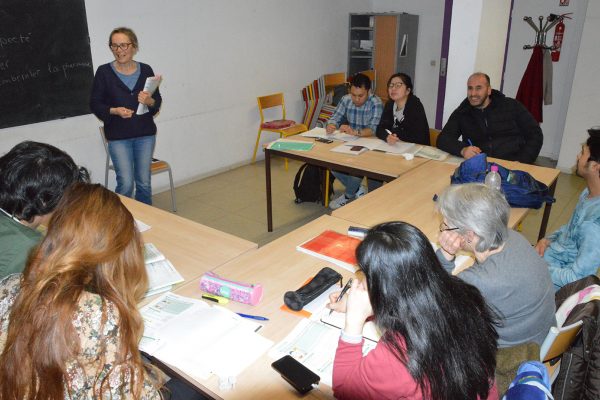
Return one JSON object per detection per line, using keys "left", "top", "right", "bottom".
{"left": 140, "top": 292, "right": 273, "bottom": 380}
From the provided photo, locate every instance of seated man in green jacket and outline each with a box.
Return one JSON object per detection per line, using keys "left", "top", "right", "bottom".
{"left": 0, "top": 141, "right": 89, "bottom": 279}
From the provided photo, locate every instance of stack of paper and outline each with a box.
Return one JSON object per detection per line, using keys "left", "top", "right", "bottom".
{"left": 136, "top": 75, "right": 162, "bottom": 115}
{"left": 269, "top": 314, "right": 377, "bottom": 387}
{"left": 300, "top": 127, "right": 358, "bottom": 142}
{"left": 296, "top": 230, "right": 361, "bottom": 273}
{"left": 143, "top": 243, "right": 184, "bottom": 297}
{"left": 140, "top": 292, "right": 273, "bottom": 380}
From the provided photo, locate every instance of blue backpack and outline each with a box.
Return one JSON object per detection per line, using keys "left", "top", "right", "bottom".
{"left": 503, "top": 361, "right": 553, "bottom": 400}
{"left": 450, "top": 153, "right": 555, "bottom": 209}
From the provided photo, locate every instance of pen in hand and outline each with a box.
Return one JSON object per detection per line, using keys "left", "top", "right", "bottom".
{"left": 329, "top": 278, "right": 353, "bottom": 316}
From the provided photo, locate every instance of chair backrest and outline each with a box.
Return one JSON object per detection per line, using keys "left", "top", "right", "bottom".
{"left": 257, "top": 93, "right": 285, "bottom": 122}
{"left": 429, "top": 128, "right": 440, "bottom": 148}
{"left": 358, "top": 69, "right": 376, "bottom": 86}
{"left": 323, "top": 72, "right": 347, "bottom": 93}
{"left": 539, "top": 320, "right": 583, "bottom": 362}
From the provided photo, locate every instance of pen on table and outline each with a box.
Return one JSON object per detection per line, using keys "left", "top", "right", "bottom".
{"left": 236, "top": 312, "right": 269, "bottom": 321}
{"left": 202, "top": 294, "right": 229, "bottom": 304}
{"left": 329, "top": 278, "right": 353, "bottom": 316}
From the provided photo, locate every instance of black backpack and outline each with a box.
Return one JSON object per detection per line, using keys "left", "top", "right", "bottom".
{"left": 293, "top": 163, "right": 334, "bottom": 204}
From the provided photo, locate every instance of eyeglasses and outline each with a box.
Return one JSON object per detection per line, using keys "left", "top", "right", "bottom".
{"left": 388, "top": 82, "right": 405, "bottom": 89}
{"left": 439, "top": 221, "right": 460, "bottom": 233}
{"left": 109, "top": 43, "right": 133, "bottom": 51}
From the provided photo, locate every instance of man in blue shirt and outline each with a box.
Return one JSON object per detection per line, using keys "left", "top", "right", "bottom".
{"left": 326, "top": 73, "right": 383, "bottom": 210}
{"left": 535, "top": 127, "right": 600, "bottom": 289}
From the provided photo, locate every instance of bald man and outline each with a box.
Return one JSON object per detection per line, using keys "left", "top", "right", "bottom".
{"left": 437, "top": 72, "right": 543, "bottom": 164}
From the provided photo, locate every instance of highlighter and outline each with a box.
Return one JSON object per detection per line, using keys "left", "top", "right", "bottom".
{"left": 202, "top": 294, "right": 230, "bottom": 304}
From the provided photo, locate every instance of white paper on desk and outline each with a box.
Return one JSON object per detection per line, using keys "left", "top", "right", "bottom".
{"left": 136, "top": 75, "right": 162, "bottom": 115}
{"left": 319, "top": 309, "right": 381, "bottom": 342}
{"left": 302, "top": 283, "right": 342, "bottom": 316}
{"left": 269, "top": 318, "right": 376, "bottom": 387}
{"left": 135, "top": 219, "right": 151, "bottom": 232}
{"left": 144, "top": 259, "right": 184, "bottom": 297}
{"left": 344, "top": 137, "right": 419, "bottom": 155}
{"left": 144, "top": 243, "right": 165, "bottom": 264}
{"left": 139, "top": 293, "right": 271, "bottom": 380}
{"left": 300, "top": 127, "right": 358, "bottom": 142}
{"left": 330, "top": 143, "right": 368, "bottom": 156}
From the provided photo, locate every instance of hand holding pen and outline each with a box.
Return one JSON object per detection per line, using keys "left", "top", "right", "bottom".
{"left": 327, "top": 278, "right": 353, "bottom": 315}
{"left": 385, "top": 129, "right": 400, "bottom": 145}
{"left": 461, "top": 138, "right": 481, "bottom": 159}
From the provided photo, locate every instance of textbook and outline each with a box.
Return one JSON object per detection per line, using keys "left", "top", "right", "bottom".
{"left": 330, "top": 143, "right": 369, "bottom": 155}
{"left": 300, "top": 126, "right": 358, "bottom": 142}
{"left": 143, "top": 243, "right": 184, "bottom": 297}
{"left": 139, "top": 292, "right": 273, "bottom": 380}
{"left": 267, "top": 139, "right": 314, "bottom": 151}
{"left": 334, "top": 137, "right": 419, "bottom": 155}
{"left": 296, "top": 230, "right": 361, "bottom": 273}
{"left": 319, "top": 308, "right": 381, "bottom": 342}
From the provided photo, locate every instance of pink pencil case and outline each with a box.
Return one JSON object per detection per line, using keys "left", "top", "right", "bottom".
{"left": 200, "top": 271, "right": 263, "bottom": 305}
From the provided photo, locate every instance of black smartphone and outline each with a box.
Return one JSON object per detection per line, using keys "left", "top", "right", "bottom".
{"left": 271, "top": 355, "right": 320, "bottom": 394}
{"left": 315, "top": 138, "right": 333, "bottom": 143}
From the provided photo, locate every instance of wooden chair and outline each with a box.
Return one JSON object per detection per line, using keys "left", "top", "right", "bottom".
{"left": 323, "top": 72, "right": 347, "bottom": 94}
{"left": 358, "top": 69, "right": 376, "bottom": 92}
{"left": 540, "top": 320, "right": 583, "bottom": 382}
{"left": 99, "top": 127, "right": 177, "bottom": 212}
{"left": 429, "top": 128, "right": 440, "bottom": 148}
{"left": 253, "top": 93, "right": 308, "bottom": 169}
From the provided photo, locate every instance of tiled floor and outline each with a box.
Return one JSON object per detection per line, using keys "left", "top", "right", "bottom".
{"left": 152, "top": 158, "right": 585, "bottom": 247}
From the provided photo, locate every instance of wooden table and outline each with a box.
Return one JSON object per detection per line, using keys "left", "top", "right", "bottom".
{"left": 120, "top": 197, "right": 258, "bottom": 306}
{"left": 264, "top": 136, "right": 430, "bottom": 231}
{"left": 169, "top": 215, "right": 365, "bottom": 399}
{"left": 332, "top": 158, "right": 560, "bottom": 241}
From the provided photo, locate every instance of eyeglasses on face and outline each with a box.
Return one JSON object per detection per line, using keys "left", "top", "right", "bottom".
{"left": 109, "top": 43, "right": 132, "bottom": 51}
{"left": 439, "top": 221, "right": 460, "bottom": 232}
{"left": 388, "top": 82, "right": 405, "bottom": 89}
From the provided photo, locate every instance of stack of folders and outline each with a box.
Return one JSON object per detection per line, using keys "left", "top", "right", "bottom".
{"left": 143, "top": 243, "right": 184, "bottom": 297}
{"left": 139, "top": 292, "right": 273, "bottom": 381}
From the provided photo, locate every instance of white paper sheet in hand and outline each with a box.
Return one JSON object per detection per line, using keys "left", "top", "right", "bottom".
{"left": 136, "top": 75, "right": 162, "bottom": 115}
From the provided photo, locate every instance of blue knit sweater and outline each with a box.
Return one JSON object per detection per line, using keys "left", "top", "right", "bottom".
{"left": 90, "top": 62, "right": 162, "bottom": 141}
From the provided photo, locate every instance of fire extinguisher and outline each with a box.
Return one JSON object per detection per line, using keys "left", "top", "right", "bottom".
{"left": 551, "top": 13, "right": 573, "bottom": 62}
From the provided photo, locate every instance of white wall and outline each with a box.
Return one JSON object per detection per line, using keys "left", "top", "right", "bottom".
{"left": 443, "top": 0, "right": 483, "bottom": 124}
{"left": 474, "top": 0, "right": 511, "bottom": 88}
{"left": 0, "top": 0, "right": 371, "bottom": 191}
{"left": 503, "top": 0, "right": 588, "bottom": 160}
{"left": 371, "top": 0, "right": 445, "bottom": 126}
{"left": 557, "top": 0, "right": 598, "bottom": 171}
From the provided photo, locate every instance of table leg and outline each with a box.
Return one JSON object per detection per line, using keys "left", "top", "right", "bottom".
{"left": 266, "top": 149, "right": 273, "bottom": 232}
{"left": 324, "top": 169, "right": 330, "bottom": 207}
{"left": 538, "top": 180, "right": 557, "bottom": 241}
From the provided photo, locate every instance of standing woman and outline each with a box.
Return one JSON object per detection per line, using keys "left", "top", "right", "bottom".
{"left": 90, "top": 27, "right": 162, "bottom": 205}
{"left": 330, "top": 222, "right": 499, "bottom": 400}
{"left": 375, "top": 73, "right": 429, "bottom": 146}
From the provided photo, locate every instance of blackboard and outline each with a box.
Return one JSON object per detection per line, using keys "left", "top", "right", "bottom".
{"left": 0, "top": 0, "right": 94, "bottom": 129}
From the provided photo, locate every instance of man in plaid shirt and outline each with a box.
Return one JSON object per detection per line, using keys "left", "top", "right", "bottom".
{"left": 326, "top": 73, "right": 383, "bottom": 210}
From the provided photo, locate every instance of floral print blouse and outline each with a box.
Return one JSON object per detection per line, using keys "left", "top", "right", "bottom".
{"left": 0, "top": 274, "right": 161, "bottom": 399}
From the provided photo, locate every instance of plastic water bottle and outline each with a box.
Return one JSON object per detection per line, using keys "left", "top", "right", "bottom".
{"left": 485, "top": 165, "right": 502, "bottom": 191}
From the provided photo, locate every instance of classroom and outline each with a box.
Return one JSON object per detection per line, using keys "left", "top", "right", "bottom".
{"left": 0, "top": 0, "right": 599, "bottom": 399}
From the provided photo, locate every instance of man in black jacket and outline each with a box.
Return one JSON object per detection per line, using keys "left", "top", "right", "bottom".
{"left": 437, "top": 72, "right": 543, "bottom": 164}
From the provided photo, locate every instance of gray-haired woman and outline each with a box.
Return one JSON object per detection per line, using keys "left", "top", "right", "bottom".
{"left": 436, "top": 183, "right": 555, "bottom": 348}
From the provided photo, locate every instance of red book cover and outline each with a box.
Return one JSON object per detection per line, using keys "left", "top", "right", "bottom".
{"left": 296, "top": 230, "right": 360, "bottom": 272}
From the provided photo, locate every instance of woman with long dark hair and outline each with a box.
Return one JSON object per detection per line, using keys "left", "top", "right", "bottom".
{"left": 0, "top": 183, "right": 159, "bottom": 399}
{"left": 330, "top": 222, "right": 499, "bottom": 400}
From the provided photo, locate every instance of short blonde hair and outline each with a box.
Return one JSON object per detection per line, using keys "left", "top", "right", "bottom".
{"left": 109, "top": 27, "right": 139, "bottom": 49}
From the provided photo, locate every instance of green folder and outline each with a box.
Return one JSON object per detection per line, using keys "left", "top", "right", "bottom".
{"left": 268, "top": 141, "right": 314, "bottom": 151}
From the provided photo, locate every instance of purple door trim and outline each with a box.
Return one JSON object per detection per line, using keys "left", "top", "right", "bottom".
{"left": 500, "top": 0, "right": 516, "bottom": 92}
{"left": 434, "top": 0, "right": 453, "bottom": 129}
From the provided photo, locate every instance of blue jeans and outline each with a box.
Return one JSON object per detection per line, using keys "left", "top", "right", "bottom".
{"left": 108, "top": 135, "right": 155, "bottom": 205}
{"left": 332, "top": 171, "right": 362, "bottom": 197}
